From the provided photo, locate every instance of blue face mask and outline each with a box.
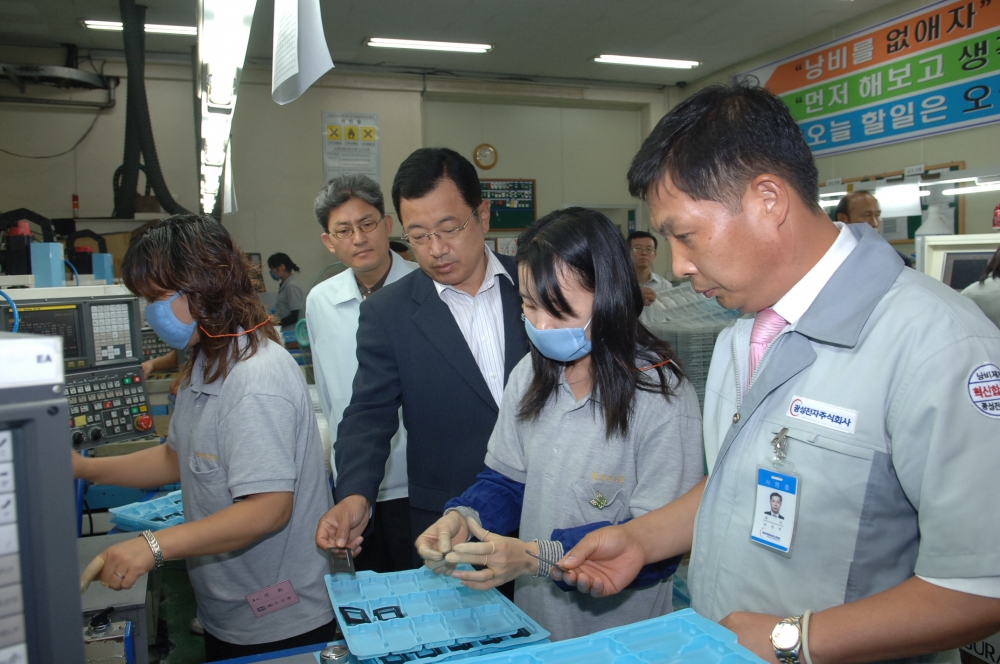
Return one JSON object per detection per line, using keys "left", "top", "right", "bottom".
{"left": 524, "top": 317, "right": 592, "bottom": 362}
{"left": 269, "top": 269, "right": 279, "bottom": 281}
{"left": 146, "top": 292, "right": 197, "bottom": 350}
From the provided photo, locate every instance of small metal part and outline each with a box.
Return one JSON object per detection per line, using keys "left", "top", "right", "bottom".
{"left": 327, "top": 547, "right": 356, "bottom": 575}
{"left": 373, "top": 605, "right": 404, "bottom": 621}
{"left": 338, "top": 606, "right": 370, "bottom": 626}
{"left": 524, "top": 549, "right": 568, "bottom": 573}
{"left": 733, "top": 412, "right": 741, "bottom": 423}
{"left": 319, "top": 644, "right": 351, "bottom": 661}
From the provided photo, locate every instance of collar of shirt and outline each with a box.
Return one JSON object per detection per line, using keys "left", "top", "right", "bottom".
{"left": 433, "top": 247, "right": 513, "bottom": 298}
{"left": 189, "top": 332, "right": 252, "bottom": 396}
{"left": 327, "top": 251, "right": 411, "bottom": 307}
{"left": 770, "top": 222, "right": 859, "bottom": 326}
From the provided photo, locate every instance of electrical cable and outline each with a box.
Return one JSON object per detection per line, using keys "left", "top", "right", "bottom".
{"left": 64, "top": 259, "right": 80, "bottom": 286}
{"left": 0, "top": 109, "right": 103, "bottom": 159}
{"left": 83, "top": 499, "right": 95, "bottom": 537}
{"left": 0, "top": 289, "right": 18, "bottom": 333}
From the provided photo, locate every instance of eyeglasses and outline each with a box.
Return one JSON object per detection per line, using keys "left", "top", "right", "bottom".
{"left": 631, "top": 246, "right": 656, "bottom": 254}
{"left": 327, "top": 217, "right": 383, "bottom": 240}
{"left": 402, "top": 210, "right": 477, "bottom": 247}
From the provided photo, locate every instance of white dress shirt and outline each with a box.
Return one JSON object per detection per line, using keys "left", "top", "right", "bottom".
{"left": 750, "top": 222, "right": 999, "bottom": 599}
{"left": 305, "top": 251, "right": 418, "bottom": 502}
{"left": 434, "top": 248, "right": 513, "bottom": 408}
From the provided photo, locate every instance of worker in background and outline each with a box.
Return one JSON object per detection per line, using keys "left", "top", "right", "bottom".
{"left": 416, "top": 207, "right": 703, "bottom": 641}
{"left": 835, "top": 191, "right": 913, "bottom": 267}
{"left": 315, "top": 148, "right": 529, "bottom": 572}
{"left": 306, "top": 174, "right": 418, "bottom": 572}
{"left": 962, "top": 244, "right": 1000, "bottom": 328}
{"left": 628, "top": 230, "right": 672, "bottom": 324}
{"left": 267, "top": 252, "right": 305, "bottom": 326}
{"left": 553, "top": 80, "right": 1000, "bottom": 663}
{"left": 76, "top": 215, "right": 337, "bottom": 662}
{"left": 389, "top": 240, "right": 414, "bottom": 262}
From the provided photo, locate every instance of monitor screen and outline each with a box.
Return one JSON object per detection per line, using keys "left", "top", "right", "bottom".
{"left": 4, "top": 305, "right": 83, "bottom": 359}
{"left": 943, "top": 252, "right": 993, "bottom": 291}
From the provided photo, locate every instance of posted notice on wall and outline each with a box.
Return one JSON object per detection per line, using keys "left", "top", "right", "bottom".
{"left": 322, "top": 112, "right": 380, "bottom": 184}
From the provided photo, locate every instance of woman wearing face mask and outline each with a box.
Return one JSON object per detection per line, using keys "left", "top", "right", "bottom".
{"left": 72, "top": 216, "right": 337, "bottom": 662}
{"left": 266, "top": 252, "right": 305, "bottom": 327}
{"left": 415, "top": 207, "right": 704, "bottom": 641}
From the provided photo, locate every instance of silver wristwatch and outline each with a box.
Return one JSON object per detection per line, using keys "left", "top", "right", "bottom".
{"left": 770, "top": 615, "right": 803, "bottom": 664}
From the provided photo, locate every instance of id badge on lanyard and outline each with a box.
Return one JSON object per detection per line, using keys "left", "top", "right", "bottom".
{"left": 750, "top": 427, "right": 801, "bottom": 558}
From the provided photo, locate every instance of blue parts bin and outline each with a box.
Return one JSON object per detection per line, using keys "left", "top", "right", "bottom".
{"left": 30, "top": 242, "right": 65, "bottom": 287}
{"left": 109, "top": 490, "right": 184, "bottom": 532}
{"left": 93, "top": 253, "right": 114, "bottom": 283}
{"left": 325, "top": 566, "right": 549, "bottom": 663}
{"left": 459, "top": 608, "right": 767, "bottom": 664}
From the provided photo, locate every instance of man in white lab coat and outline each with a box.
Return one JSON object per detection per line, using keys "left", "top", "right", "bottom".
{"left": 306, "top": 174, "right": 418, "bottom": 572}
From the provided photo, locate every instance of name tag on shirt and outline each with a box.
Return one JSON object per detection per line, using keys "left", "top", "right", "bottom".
{"left": 750, "top": 468, "right": 799, "bottom": 556}
{"left": 786, "top": 395, "right": 857, "bottom": 434}
{"left": 246, "top": 580, "right": 300, "bottom": 617}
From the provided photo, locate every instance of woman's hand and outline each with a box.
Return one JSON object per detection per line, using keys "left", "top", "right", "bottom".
{"left": 447, "top": 520, "right": 534, "bottom": 591}
{"left": 94, "top": 537, "right": 156, "bottom": 591}
{"left": 415, "top": 510, "right": 470, "bottom": 575}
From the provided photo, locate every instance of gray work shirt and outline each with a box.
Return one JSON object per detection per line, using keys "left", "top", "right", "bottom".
{"left": 486, "top": 354, "right": 704, "bottom": 641}
{"left": 275, "top": 273, "right": 305, "bottom": 321}
{"left": 168, "top": 336, "right": 334, "bottom": 645}
{"left": 693, "top": 225, "right": 1000, "bottom": 662}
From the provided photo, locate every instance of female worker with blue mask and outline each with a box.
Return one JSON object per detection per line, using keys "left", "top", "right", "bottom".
{"left": 266, "top": 252, "right": 305, "bottom": 327}
{"left": 73, "top": 215, "right": 337, "bottom": 661}
{"left": 415, "top": 207, "right": 704, "bottom": 641}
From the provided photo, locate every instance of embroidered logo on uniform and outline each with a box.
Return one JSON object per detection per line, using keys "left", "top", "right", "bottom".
{"left": 787, "top": 396, "right": 857, "bottom": 434}
{"left": 591, "top": 472, "right": 625, "bottom": 484}
{"left": 589, "top": 493, "right": 609, "bottom": 510}
{"left": 968, "top": 363, "right": 1000, "bottom": 419}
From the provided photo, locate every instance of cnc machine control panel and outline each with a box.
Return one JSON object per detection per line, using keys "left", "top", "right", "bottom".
{"left": 65, "top": 362, "right": 156, "bottom": 450}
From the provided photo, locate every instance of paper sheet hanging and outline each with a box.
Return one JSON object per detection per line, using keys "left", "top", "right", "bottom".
{"left": 271, "top": 0, "right": 334, "bottom": 105}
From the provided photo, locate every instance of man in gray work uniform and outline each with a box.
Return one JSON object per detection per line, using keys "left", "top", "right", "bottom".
{"left": 555, "top": 79, "right": 1000, "bottom": 663}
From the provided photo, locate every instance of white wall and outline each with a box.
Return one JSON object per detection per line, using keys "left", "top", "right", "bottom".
{"left": 681, "top": 0, "right": 1000, "bottom": 248}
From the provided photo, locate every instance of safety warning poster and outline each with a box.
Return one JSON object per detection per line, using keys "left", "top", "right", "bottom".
{"left": 322, "top": 112, "right": 380, "bottom": 184}
{"left": 745, "top": 0, "right": 1000, "bottom": 156}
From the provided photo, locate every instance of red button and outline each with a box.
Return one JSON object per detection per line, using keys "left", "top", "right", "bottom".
{"left": 133, "top": 376, "right": 142, "bottom": 383}
{"left": 104, "top": 401, "right": 113, "bottom": 409}
{"left": 134, "top": 414, "right": 153, "bottom": 432}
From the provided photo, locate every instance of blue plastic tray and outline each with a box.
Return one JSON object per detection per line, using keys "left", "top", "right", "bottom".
{"left": 458, "top": 609, "right": 767, "bottom": 664}
{"left": 325, "top": 566, "right": 549, "bottom": 662}
{"left": 109, "top": 490, "right": 184, "bottom": 532}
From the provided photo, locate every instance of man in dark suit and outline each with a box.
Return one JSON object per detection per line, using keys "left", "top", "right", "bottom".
{"left": 316, "top": 148, "right": 529, "bottom": 562}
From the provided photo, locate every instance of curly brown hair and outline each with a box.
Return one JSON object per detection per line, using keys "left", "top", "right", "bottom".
{"left": 122, "top": 214, "right": 278, "bottom": 385}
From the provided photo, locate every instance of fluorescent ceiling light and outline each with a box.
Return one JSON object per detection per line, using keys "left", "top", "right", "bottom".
{"left": 819, "top": 191, "right": 847, "bottom": 198}
{"left": 819, "top": 200, "right": 839, "bottom": 207}
{"left": 595, "top": 54, "right": 699, "bottom": 69}
{"left": 367, "top": 38, "right": 491, "bottom": 53}
{"left": 919, "top": 177, "right": 977, "bottom": 187}
{"left": 83, "top": 20, "right": 197, "bottom": 35}
{"left": 942, "top": 183, "right": 1000, "bottom": 196}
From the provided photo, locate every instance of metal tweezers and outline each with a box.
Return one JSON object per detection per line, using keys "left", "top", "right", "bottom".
{"left": 525, "top": 549, "right": 568, "bottom": 573}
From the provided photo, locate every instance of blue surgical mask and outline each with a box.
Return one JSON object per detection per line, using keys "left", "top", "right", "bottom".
{"left": 145, "top": 292, "right": 197, "bottom": 350}
{"left": 269, "top": 270, "right": 279, "bottom": 281}
{"left": 524, "top": 317, "right": 592, "bottom": 362}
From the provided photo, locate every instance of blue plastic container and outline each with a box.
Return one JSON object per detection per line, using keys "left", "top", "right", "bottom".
{"left": 325, "top": 566, "right": 549, "bottom": 663}
{"left": 109, "top": 490, "right": 184, "bottom": 532}
{"left": 463, "top": 609, "right": 767, "bottom": 664}
{"left": 92, "top": 253, "right": 114, "bottom": 283}
{"left": 30, "top": 242, "right": 64, "bottom": 287}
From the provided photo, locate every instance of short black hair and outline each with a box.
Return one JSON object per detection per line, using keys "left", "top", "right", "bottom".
{"left": 627, "top": 230, "right": 657, "bottom": 250}
{"left": 267, "top": 252, "right": 299, "bottom": 272}
{"left": 628, "top": 77, "right": 821, "bottom": 214}
{"left": 770, "top": 492, "right": 782, "bottom": 502}
{"left": 391, "top": 148, "right": 483, "bottom": 223}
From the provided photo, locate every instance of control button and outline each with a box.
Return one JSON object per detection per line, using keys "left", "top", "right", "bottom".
{"left": 89, "top": 428, "right": 103, "bottom": 442}
{"left": 87, "top": 415, "right": 95, "bottom": 423}
{"left": 134, "top": 414, "right": 154, "bottom": 432}
{"left": 72, "top": 431, "right": 85, "bottom": 446}
{"left": 84, "top": 385, "right": 92, "bottom": 392}
{"left": 74, "top": 414, "right": 87, "bottom": 426}
{"left": 131, "top": 407, "right": 139, "bottom": 415}
{"left": 104, "top": 401, "right": 113, "bottom": 409}
{"left": 133, "top": 376, "right": 142, "bottom": 383}
{"left": 113, "top": 426, "right": 121, "bottom": 435}
{"left": 139, "top": 405, "right": 147, "bottom": 413}
{"left": 123, "top": 377, "right": 132, "bottom": 385}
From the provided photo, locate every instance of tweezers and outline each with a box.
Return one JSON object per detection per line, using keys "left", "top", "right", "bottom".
{"left": 525, "top": 549, "right": 568, "bottom": 573}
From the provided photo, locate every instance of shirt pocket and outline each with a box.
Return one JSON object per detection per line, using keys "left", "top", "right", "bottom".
{"left": 571, "top": 480, "right": 630, "bottom": 526}
{"left": 186, "top": 456, "right": 233, "bottom": 517}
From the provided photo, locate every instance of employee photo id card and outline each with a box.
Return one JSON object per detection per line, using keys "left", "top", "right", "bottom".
{"left": 750, "top": 466, "right": 800, "bottom": 556}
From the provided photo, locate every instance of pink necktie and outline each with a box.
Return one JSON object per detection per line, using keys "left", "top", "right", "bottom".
{"left": 748, "top": 307, "right": 787, "bottom": 389}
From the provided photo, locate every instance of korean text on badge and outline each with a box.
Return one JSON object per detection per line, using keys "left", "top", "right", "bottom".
{"left": 246, "top": 580, "right": 300, "bottom": 617}
{"left": 968, "top": 363, "right": 1000, "bottom": 418}
{"left": 787, "top": 396, "right": 857, "bottom": 434}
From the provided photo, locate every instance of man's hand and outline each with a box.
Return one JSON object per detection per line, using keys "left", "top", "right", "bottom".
{"left": 550, "top": 523, "right": 646, "bottom": 597}
{"left": 448, "top": 519, "right": 534, "bottom": 590}
{"left": 415, "top": 511, "right": 469, "bottom": 575}
{"left": 141, "top": 359, "right": 155, "bottom": 379}
{"left": 640, "top": 287, "right": 658, "bottom": 307}
{"left": 720, "top": 612, "right": 782, "bottom": 664}
{"left": 315, "top": 494, "right": 369, "bottom": 554}
{"left": 93, "top": 537, "right": 157, "bottom": 591}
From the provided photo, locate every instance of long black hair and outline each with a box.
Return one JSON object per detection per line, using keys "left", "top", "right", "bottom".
{"left": 515, "top": 207, "right": 684, "bottom": 438}
{"left": 267, "top": 252, "right": 300, "bottom": 272}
